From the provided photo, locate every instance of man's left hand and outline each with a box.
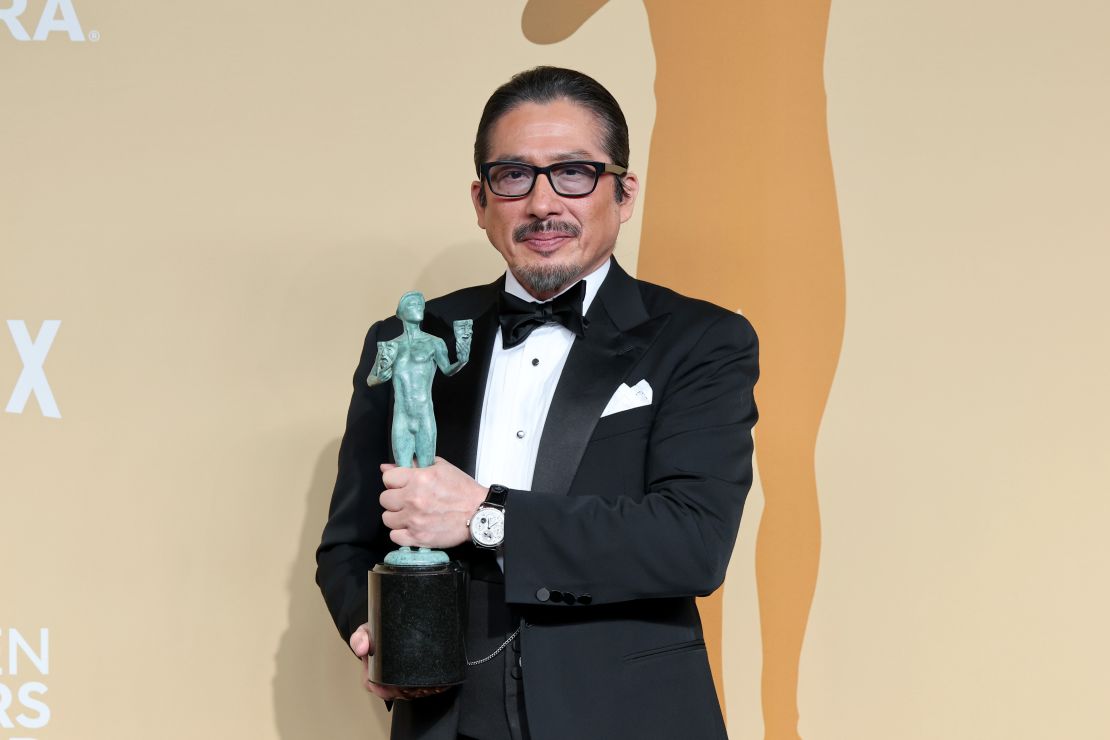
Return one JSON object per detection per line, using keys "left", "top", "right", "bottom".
{"left": 379, "top": 457, "right": 488, "bottom": 549}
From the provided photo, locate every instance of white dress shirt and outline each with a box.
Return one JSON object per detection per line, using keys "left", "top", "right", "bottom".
{"left": 473, "top": 259, "right": 610, "bottom": 497}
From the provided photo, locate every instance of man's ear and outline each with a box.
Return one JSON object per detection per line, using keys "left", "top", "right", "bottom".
{"left": 471, "top": 180, "right": 487, "bottom": 229}
{"left": 618, "top": 172, "right": 640, "bottom": 224}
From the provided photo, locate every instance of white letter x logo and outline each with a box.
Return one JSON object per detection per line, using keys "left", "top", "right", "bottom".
{"left": 6, "top": 320, "right": 61, "bottom": 419}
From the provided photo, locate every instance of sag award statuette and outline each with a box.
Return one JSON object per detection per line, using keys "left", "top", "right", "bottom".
{"left": 366, "top": 291, "right": 473, "bottom": 687}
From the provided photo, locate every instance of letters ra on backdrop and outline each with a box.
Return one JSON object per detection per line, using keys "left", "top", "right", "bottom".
{"left": 0, "top": 0, "right": 95, "bottom": 43}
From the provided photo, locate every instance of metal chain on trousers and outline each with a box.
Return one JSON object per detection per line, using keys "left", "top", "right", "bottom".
{"left": 465, "top": 623, "right": 523, "bottom": 666}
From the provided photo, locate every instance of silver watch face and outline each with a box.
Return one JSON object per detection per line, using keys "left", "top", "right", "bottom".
{"left": 469, "top": 507, "right": 505, "bottom": 547}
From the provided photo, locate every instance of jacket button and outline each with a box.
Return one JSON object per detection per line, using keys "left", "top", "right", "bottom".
{"left": 578, "top": 593, "right": 592, "bottom": 605}
{"left": 536, "top": 587, "right": 550, "bottom": 602}
{"left": 549, "top": 590, "right": 563, "bottom": 603}
{"left": 562, "top": 591, "right": 577, "bottom": 604}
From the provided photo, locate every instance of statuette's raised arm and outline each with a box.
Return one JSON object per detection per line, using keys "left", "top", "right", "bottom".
{"left": 435, "top": 319, "right": 473, "bottom": 377}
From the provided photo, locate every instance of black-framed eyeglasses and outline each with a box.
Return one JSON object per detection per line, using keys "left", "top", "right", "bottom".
{"left": 479, "top": 160, "right": 628, "bottom": 198}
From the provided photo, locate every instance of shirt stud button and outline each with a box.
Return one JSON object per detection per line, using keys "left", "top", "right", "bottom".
{"left": 532, "top": 358, "right": 540, "bottom": 366}
{"left": 516, "top": 430, "right": 525, "bottom": 439}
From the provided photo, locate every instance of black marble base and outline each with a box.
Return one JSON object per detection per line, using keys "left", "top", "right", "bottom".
{"left": 368, "top": 560, "right": 467, "bottom": 687}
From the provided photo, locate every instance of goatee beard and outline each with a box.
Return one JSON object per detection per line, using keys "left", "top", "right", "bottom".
{"left": 511, "top": 220, "right": 585, "bottom": 297}
{"left": 513, "top": 262, "right": 585, "bottom": 298}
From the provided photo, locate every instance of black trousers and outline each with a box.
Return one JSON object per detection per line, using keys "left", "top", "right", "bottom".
{"left": 457, "top": 556, "right": 531, "bottom": 740}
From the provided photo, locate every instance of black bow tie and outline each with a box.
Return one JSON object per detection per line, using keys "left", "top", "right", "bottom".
{"left": 498, "top": 280, "right": 589, "bottom": 349}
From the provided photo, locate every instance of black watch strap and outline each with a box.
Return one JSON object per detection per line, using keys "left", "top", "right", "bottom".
{"left": 484, "top": 484, "right": 509, "bottom": 509}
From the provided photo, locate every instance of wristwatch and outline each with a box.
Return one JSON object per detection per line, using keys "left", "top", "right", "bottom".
{"left": 468, "top": 484, "right": 508, "bottom": 549}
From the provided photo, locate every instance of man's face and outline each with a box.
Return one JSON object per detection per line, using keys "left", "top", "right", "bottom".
{"left": 471, "top": 99, "right": 639, "bottom": 300}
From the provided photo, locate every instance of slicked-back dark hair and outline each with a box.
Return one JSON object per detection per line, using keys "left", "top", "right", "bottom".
{"left": 474, "top": 66, "right": 631, "bottom": 203}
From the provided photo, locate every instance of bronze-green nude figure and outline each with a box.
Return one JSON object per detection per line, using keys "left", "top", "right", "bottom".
{"left": 368, "top": 291, "right": 472, "bottom": 467}
{"left": 368, "top": 291, "right": 473, "bottom": 565}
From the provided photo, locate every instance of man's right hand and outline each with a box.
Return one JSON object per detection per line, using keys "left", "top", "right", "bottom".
{"left": 350, "top": 624, "right": 449, "bottom": 701}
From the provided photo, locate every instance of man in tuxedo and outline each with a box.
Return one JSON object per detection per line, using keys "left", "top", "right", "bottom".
{"left": 316, "top": 67, "right": 759, "bottom": 740}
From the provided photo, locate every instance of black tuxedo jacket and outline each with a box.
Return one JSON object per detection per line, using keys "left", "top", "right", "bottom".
{"left": 317, "top": 259, "right": 758, "bottom": 740}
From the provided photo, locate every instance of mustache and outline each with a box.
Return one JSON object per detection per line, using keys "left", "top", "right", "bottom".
{"left": 513, "top": 220, "right": 581, "bottom": 243}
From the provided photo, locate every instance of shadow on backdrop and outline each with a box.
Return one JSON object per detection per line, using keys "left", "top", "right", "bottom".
{"left": 272, "top": 240, "right": 504, "bottom": 740}
{"left": 523, "top": 1, "right": 847, "bottom": 737}
{"left": 411, "top": 240, "right": 509, "bottom": 300}
{"left": 273, "top": 439, "right": 391, "bottom": 740}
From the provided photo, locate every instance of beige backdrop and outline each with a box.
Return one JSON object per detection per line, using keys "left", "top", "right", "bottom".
{"left": 2, "top": 1, "right": 1107, "bottom": 739}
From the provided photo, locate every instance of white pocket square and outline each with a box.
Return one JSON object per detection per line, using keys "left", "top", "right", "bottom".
{"left": 600, "top": 379, "right": 653, "bottom": 418}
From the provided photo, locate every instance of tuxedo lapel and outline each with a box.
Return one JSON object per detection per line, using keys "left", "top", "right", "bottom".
{"left": 531, "top": 260, "right": 670, "bottom": 495}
